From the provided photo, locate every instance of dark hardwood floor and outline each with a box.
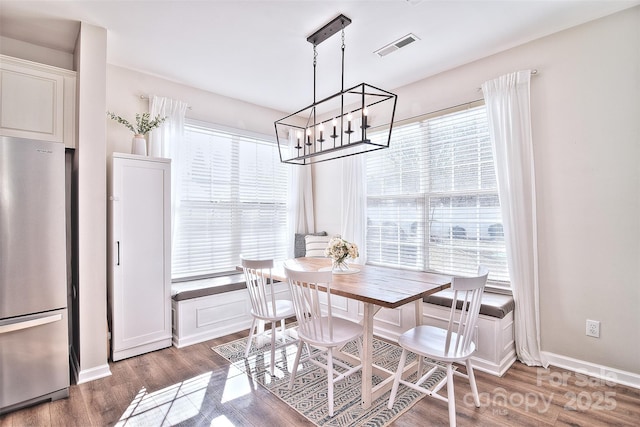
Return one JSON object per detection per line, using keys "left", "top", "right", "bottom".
{"left": 1, "top": 328, "right": 639, "bottom": 427}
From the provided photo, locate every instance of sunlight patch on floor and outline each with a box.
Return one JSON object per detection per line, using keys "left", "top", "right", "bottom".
{"left": 116, "top": 372, "right": 213, "bottom": 426}
{"left": 209, "top": 414, "right": 236, "bottom": 426}
{"left": 220, "top": 367, "right": 254, "bottom": 403}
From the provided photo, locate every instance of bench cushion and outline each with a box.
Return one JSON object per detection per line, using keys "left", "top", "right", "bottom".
{"left": 424, "top": 289, "right": 515, "bottom": 319}
{"left": 172, "top": 273, "right": 246, "bottom": 301}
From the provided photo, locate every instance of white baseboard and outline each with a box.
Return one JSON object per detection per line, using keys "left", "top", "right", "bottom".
{"left": 542, "top": 351, "right": 640, "bottom": 390}
{"left": 76, "top": 364, "right": 112, "bottom": 384}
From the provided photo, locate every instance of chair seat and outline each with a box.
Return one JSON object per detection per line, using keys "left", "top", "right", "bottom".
{"left": 399, "top": 325, "right": 476, "bottom": 363}
{"left": 298, "top": 316, "right": 363, "bottom": 348}
{"left": 250, "top": 300, "right": 295, "bottom": 322}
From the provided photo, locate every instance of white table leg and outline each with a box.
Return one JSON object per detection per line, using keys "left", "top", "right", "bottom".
{"left": 414, "top": 298, "right": 423, "bottom": 326}
{"left": 362, "top": 302, "right": 374, "bottom": 409}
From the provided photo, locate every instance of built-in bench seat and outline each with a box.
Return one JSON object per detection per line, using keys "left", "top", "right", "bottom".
{"left": 171, "top": 273, "right": 250, "bottom": 348}
{"left": 423, "top": 289, "right": 515, "bottom": 319}
{"left": 172, "top": 273, "right": 247, "bottom": 302}
{"left": 422, "top": 290, "right": 516, "bottom": 376}
{"left": 171, "top": 273, "right": 291, "bottom": 348}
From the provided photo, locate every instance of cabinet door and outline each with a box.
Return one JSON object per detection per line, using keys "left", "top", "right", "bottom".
{"left": 0, "top": 56, "right": 76, "bottom": 147}
{"left": 111, "top": 155, "right": 171, "bottom": 361}
{"left": 0, "top": 63, "right": 64, "bottom": 142}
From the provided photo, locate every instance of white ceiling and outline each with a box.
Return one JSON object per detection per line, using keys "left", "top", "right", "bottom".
{"left": 1, "top": 0, "right": 638, "bottom": 113}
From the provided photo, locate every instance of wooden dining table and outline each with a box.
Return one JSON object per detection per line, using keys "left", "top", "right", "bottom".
{"left": 268, "top": 257, "right": 452, "bottom": 409}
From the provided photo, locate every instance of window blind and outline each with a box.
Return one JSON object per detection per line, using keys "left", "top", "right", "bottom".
{"left": 366, "top": 104, "right": 509, "bottom": 285}
{"left": 172, "top": 123, "right": 289, "bottom": 280}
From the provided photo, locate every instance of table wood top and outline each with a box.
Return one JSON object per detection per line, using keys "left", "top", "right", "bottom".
{"left": 269, "top": 257, "right": 451, "bottom": 309}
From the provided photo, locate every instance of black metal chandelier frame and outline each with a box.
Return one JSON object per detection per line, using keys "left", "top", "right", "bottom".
{"left": 275, "top": 14, "right": 397, "bottom": 165}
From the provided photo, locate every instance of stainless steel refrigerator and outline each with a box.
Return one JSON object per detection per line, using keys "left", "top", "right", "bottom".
{"left": 0, "top": 136, "right": 69, "bottom": 414}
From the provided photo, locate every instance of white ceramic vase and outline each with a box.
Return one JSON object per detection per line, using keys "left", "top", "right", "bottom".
{"left": 131, "top": 134, "right": 147, "bottom": 155}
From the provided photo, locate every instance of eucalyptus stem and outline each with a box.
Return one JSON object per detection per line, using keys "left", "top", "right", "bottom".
{"left": 107, "top": 111, "right": 167, "bottom": 136}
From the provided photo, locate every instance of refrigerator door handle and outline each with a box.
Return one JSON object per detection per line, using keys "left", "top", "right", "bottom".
{"left": 117, "top": 241, "right": 120, "bottom": 265}
{"left": 0, "top": 313, "right": 63, "bottom": 334}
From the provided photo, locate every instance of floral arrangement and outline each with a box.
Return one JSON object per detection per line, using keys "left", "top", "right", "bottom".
{"left": 107, "top": 111, "right": 167, "bottom": 136}
{"left": 324, "top": 236, "right": 359, "bottom": 269}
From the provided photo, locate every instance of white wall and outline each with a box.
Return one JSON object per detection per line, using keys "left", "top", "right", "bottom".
{"left": 0, "top": 35, "right": 74, "bottom": 70}
{"left": 314, "top": 7, "right": 640, "bottom": 375}
{"left": 105, "top": 64, "right": 284, "bottom": 157}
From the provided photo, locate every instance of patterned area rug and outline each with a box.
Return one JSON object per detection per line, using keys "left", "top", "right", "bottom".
{"left": 212, "top": 324, "right": 448, "bottom": 427}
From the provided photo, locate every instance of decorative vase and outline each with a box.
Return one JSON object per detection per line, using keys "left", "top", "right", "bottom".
{"left": 131, "top": 134, "right": 147, "bottom": 155}
{"left": 332, "top": 258, "right": 350, "bottom": 272}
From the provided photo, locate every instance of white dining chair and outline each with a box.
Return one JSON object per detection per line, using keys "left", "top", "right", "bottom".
{"left": 241, "top": 257, "right": 296, "bottom": 376}
{"left": 387, "top": 265, "right": 490, "bottom": 427}
{"left": 284, "top": 267, "right": 363, "bottom": 417}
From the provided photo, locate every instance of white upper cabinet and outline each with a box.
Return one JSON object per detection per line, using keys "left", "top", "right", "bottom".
{"left": 0, "top": 55, "right": 76, "bottom": 148}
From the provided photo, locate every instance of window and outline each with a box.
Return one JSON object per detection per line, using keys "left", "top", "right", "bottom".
{"left": 365, "top": 103, "right": 509, "bottom": 286}
{"left": 172, "top": 121, "right": 289, "bottom": 280}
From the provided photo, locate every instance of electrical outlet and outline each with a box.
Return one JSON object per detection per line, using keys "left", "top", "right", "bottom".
{"left": 586, "top": 319, "right": 600, "bottom": 338}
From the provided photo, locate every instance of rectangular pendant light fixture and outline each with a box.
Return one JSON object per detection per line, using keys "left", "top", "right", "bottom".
{"left": 275, "top": 14, "right": 397, "bottom": 165}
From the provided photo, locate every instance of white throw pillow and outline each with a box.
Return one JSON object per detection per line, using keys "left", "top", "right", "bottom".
{"left": 305, "top": 235, "right": 330, "bottom": 257}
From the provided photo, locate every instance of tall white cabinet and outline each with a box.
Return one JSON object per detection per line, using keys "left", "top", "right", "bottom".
{"left": 109, "top": 153, "right": 171, "bottom": 361}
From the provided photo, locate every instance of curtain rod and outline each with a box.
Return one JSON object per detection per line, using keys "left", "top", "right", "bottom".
{"left": 476, "top": 69, "right": 538, "bottom": 92}
{"left": 139, "top": 94, "right": 192, "bottom": 110}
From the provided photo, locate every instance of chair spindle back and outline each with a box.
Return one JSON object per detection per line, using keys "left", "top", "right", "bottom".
{"left": 284, "top": 267, "right": 334, "bottom": 343}
{"left": 444, "top": 265, "right": 489, "bottom": 356}
{"left": 242, "top": 258, "right": 276, "bottom": 318}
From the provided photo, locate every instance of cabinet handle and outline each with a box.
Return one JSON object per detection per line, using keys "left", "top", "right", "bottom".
{"left": 117, "top": 241, "right": 120, "bottom": 265}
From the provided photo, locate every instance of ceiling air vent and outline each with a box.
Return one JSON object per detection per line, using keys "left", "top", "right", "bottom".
{"left": 374, "top": 33, "right": 419, "bottom": 58}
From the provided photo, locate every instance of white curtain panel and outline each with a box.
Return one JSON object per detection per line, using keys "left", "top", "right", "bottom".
{"left": 148, "top": 96, "right": 188, "bottom": 252}
{"left": 482, "top": 70, "right": 547, "bottom": 367}
{"left": 287, "top": 131, "right": 315, "bottom": 257}
{"left": 149, "top": 96, "right": 188, "bottom": 158}
{"left": 341, "top": 154, "right": 366, "bottom": 263}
